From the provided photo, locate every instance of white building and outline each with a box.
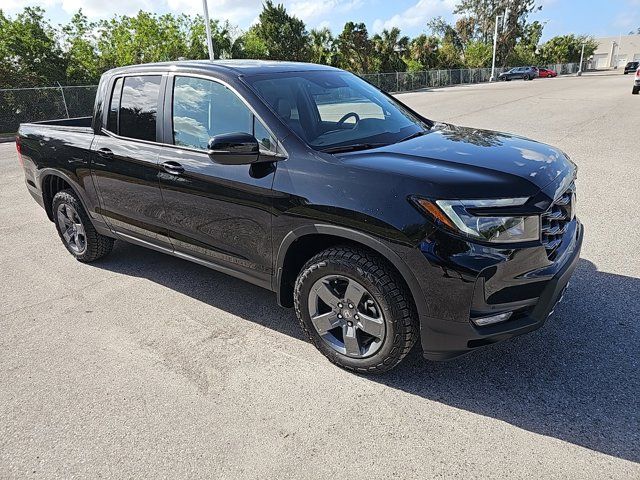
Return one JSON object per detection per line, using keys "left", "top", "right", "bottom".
{"left": 590, "top": 35, "right": 640, "bottom": 69}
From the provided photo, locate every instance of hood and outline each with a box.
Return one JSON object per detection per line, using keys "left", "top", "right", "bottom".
{"left": 338, "top": 123, "right": 576, "bottom": 200}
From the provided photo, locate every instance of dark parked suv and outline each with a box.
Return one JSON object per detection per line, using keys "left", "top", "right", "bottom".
{"left": 498, "top": 66, "right": 538, "bottom": 81}
{"left": 624, "top": 61, "right": 639, "bottom": 74}
{"left": 17, "top": 61, "right": 582, "bottom": 373}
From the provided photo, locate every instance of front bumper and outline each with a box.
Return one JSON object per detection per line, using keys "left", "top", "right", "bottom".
{"left": 414, "top": 220, "right": 583, "bottom": 360}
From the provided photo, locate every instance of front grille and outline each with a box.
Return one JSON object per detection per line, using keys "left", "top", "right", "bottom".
{"left": 541, "top": 182, "right": 575, "bottom": 260}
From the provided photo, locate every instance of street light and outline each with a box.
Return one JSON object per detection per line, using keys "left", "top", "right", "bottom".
{"left": 202, "top": 0, "right": 215, "bottom": 61}
{"left": 577, "top": 43, "right": 586, "bottom": 76}
{"left": 489, "top": 14, "right": 504, "bottom": 82}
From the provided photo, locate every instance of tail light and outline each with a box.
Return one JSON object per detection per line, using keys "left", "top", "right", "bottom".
{"left": 15, "top": 136, "right": 23, "bottom": 166}
{"left": 636, "top": 69, "right": 640, "bottom": 78}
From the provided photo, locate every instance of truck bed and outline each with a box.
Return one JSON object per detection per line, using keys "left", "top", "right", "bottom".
{"left": 21, "top": 116, "right": 93, "bottom": 134}
{"left": 18, "top": 116, "right": 96, "bottom": 204}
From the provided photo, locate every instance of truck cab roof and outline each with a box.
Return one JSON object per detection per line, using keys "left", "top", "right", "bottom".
{"left": 105, "top": 59, "right": 340, "bottom": 77}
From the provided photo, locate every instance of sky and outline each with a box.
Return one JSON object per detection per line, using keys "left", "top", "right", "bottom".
{"left": 3, "top": 0, "right": 640, "bottom": 41}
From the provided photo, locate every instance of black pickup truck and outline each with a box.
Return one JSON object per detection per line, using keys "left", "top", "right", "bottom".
{"left": 17, "top": 60, "right": 583, "bottom": 373}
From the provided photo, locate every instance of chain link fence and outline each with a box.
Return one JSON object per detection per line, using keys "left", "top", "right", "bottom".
{"left": 0, "top": 63, "right": 579, "bottom": 138}
{"left": 0, "top": 85, "right": 97, "bottom": 139}
{"left": 360, "top": 63, "right": 579, "bottom": 92}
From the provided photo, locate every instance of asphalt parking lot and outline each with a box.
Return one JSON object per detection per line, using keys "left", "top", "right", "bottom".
{"left": 1, "top": 72, "right": 639, "bottom": 478}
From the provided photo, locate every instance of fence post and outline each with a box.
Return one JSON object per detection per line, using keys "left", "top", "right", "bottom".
{"left": 56, "top": 82, "right": 70, "bottom": 119}
{"left": 396, "top": 72, "right": 399, "bottom": 92}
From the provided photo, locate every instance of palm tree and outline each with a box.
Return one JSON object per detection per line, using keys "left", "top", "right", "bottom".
{"left": 309, "top": 27, "right": 336, "bottom": 65}
{"left": 372, "top": 27, "right": 409, "bottom": 72}
{"left": 409, "top": 34, "right": 440, "bottom": 69}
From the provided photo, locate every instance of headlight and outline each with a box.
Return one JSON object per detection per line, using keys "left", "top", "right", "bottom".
{"left": 415, "top": 197, "right": 540, "bottom": 243}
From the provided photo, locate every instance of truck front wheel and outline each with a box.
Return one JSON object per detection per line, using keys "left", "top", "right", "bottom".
{"left": 294, "top": 246, "right": 419, "bottom": 374}
{"left": 52, "top": 189, "right": 114, "bottom": 262}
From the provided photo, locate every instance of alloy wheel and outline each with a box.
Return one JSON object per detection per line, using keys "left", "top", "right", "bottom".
{"left": 307, "top": 275, "right": 386, "bottom": 358}
{"left": 56, "top": 203, "right": 87, "bottom": 255}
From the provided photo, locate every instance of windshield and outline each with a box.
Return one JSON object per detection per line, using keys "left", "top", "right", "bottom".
{"left": 243, "top": 70, "right": 429, "bottom": 151}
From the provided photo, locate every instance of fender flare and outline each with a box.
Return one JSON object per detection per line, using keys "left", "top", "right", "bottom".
{"left": 37, "top": 168, "right": 109, "bottom": 236}
{"left": 273, "top": 224, "right": 429, "bottom": 321}
{"left": 38, "top": 168, "right": 92, "bottom": 218}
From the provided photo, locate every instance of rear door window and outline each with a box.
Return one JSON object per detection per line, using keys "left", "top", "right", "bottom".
{"left": 119, "top": 75, "right": 162, "bottom": 142}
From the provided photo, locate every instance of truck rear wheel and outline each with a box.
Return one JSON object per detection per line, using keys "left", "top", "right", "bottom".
{"left": 633, "top": 85, "right": 640, "bottom": 95}
{"left": 294, "top": 246, "right": 418, "bottom": 374}
{"left": 52, "top": 189, "right": 114, "bottom": 262}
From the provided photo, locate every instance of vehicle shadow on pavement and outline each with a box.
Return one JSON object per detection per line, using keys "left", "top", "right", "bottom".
{"left": 96, "top": 244, "right": 638, "bottom": 463}
{"left": 379, "top": 258, "right": 639, "bottom": 463}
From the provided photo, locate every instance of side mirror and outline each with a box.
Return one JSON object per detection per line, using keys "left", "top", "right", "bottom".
{"left": 207, "top": 132, "right": 260, "bottom": 165}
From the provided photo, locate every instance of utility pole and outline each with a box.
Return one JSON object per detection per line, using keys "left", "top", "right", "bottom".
{"left": 577, "top": 43, "right": 586, "bottom": 76}
{"left": 202, "top": 0, "right": 215, "bottom": 61}
{"left": 489, "top": 14, "right": 503, "bottom": 82}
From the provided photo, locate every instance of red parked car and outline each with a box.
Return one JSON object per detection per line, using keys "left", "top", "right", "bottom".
{"left": 538, "top": 68, "right": 558, "bottom": 78}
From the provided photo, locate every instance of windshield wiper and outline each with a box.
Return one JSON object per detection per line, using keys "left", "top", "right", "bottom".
{"left": 320, "top": 143, "right": 388, "bottom": 154}
{"left": 397, "top": 129, "right": 429, "bottom": 143}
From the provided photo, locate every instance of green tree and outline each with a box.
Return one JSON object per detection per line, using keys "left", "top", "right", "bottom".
{"left": 97, "top": 12, "right": 185, "bottom": 69}
{"left": 0, "top": 7, "right": 67, "bottom": 88}
{"left": 454, "top": 0, "right": 542, "bottom": 67}
{"left": 437, "top": 42, "right": 464, "bottom": 68}
{"left": 428, "top": 16, "right": 463, "bottom": 51}
{"left": 407, "top": 34, "right": 440, "bottom": 70}
{"left": 537, "top": 35, "right": 598, "bottom": 64}
{"left": 255, "top": 1, "right": 309, "bottom": 61}
{"left": 309, "top": 27, "right": 336, "bottom": 65}
{"left": 463, "top": 40, "right": 492, "bottom": 67}
{"left": 505, "top": 20, "right": 543, "bottom": 65}
{"left": 372, "top": 28, "right": 409, "bottom": 72}
{"left": 186, "top": 15, "right": 234, "bottom": 59}
{"left": 62, "top": 10, "right": 100, "bottom": 85}
{"left": 234, "top": 27, "right": 269, "bottom": 59}
{"left": 455, "top": 17, "right": 476, "bottom": 46}
{"left": 337, "top": 22, "right": 374, "bottom": 73}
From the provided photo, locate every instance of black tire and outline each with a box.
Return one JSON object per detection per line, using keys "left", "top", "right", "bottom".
{"left": 52, "top": 189, "right": 114, "bottom": 262}
{"left": 633, "top": 85, "right": 640, "bottom": 95}
{"left": 294, "top": 245, "right": 419, "bottom": 374}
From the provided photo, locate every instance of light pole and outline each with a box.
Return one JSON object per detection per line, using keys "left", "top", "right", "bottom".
{"left": 489, "top": 14, "right": 503, "bottom": 82}
{"left": 577, "top": 43, "right": 586, "bottom": 76}
{"left": 202, "top": 0, "right": 215, "bottom": 60}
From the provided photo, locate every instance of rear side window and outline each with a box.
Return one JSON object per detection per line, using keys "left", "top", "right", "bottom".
{"left": 119, "top": 76, "right": 161, "bottom": 142}
{"left": 107, "top": 77, "right": 123, "bottom": 134}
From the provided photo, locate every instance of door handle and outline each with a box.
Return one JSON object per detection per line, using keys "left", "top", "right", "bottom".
{"left": 96, "top": 148, "right": 114, "bottom": 159}
{"left": 161, "top": 161, "right": 185, "bottom": 175}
